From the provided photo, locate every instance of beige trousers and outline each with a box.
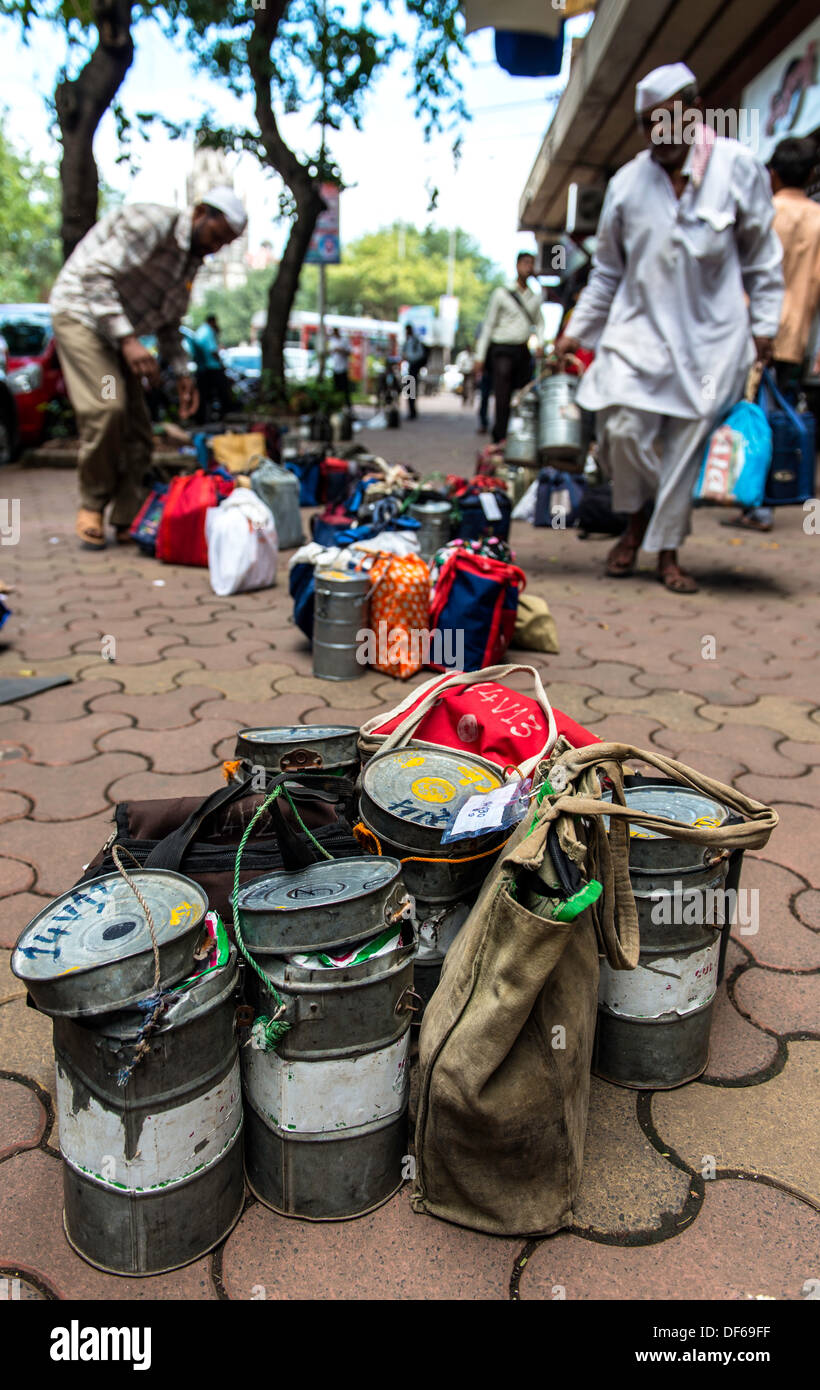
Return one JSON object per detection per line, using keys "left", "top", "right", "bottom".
{"left": 597, "top": 407, "right": 715, "bottom": 553}
{"left": 52, "top": 313, "right": 153, "bottom": 527}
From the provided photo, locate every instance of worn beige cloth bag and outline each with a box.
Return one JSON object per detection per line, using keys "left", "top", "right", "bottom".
{"left": 411, "top": 740, "right": 777, "bottom": 1236}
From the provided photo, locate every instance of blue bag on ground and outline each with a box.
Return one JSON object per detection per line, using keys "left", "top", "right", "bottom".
{"left": 694, "top": 399, "right": 772, "bottom": 508}
{"left": 285, "top": 453, "right": 323, "bottom": 507}
{"left": 289, "top": 561, "right": 316, "bottom": 639}
{"left": 759, "top": 370, "right": 816, "bottom": 506}
{"left": 534, "top": 468, "right": 586, "bottom": 528}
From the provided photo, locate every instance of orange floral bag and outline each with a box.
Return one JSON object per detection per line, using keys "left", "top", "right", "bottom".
{"left": 366, "top": 552, "right": 431, "bottom": 679}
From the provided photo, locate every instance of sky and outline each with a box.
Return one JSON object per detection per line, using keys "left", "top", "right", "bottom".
{"left": 0, "top": 6, "right": 592, "bottom": 274}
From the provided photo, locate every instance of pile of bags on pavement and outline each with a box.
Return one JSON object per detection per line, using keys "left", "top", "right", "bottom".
{"left": 289, "top": 452, "right": 560, "bottom": 679}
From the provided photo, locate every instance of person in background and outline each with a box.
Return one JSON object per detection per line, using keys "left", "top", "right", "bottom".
{"left": 195, "top": 313, "right": 232, "bottom": 422}
{"left": 725, "top": 135, "right": 820, "bottom": 532}
{"left": 475, "top": 251, "right": 543, "bottom": 443}
{"left": 403, "top": 323, "right": 427, "bottom": 419}
{"left": 51, "top": 187, "right": 246, "bottom": 548}
{"left": 455, "top": 343, "right": 475, "bottom": 406}
{"left": 556, "top": 63, "right": 783, "bottom": 594}
{"left": 328, "top": 326, "right": 352, "bottom": 409}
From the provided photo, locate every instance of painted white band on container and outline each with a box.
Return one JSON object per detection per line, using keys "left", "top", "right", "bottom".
{"left": 244, "top": 1032, "right": 409, "bottom": 1134}
{"left": 598, "top": 941, "right": 719, "bottom": 1020}
{"left": 56, "top": 1057, "right": 242, "bottom": 1192}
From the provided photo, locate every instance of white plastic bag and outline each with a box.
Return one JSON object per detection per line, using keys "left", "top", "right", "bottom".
{"left": 512, "top": 479, "right": 539, "bottom": 523}
{"left": 206, "top": 491, "right": 278, "bottom": 596}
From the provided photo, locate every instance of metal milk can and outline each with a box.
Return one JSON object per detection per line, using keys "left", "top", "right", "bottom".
{"left": 312, "top": 568, "right": 370, "bottom": 682}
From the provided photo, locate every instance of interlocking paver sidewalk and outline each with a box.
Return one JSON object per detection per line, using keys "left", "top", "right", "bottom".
{"left": 1, "top": 394, "right": 817, "bottom": 1300}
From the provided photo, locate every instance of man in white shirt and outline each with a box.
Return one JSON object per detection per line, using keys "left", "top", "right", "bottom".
{"left": 328, "top": 327, "right": 352, "bottom": 408}
{"left": 557, "top": 63, "right": 783, "bottom": 593}
{"left": 476, "top": 252, "right": 543, "bottom": 443}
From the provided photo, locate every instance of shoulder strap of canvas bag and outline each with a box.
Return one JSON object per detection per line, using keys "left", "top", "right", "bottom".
{"left": 374, "top": 663, "right": 558, "bottom": 775}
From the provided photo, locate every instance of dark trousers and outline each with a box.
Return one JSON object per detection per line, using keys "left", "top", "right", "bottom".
{"left": 491, "top": 343, "right": 533, "bottom": 443}
{"left": 478, "top": 360, "right": 492, "bottom": 431}
{"left": 406, "top": 366, "right": 420, "bottom": 418}
{"left": 333, "top": 370, "right": 352, "bottom": 408}
{"left": 196, "top": 367, "right": 232, "bottom": 422}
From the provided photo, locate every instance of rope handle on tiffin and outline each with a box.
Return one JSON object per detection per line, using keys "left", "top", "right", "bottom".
{"left": 110, "top": 844, "right": 167, "bottom": 1087}
{"left": 231, "top": 782, "right": 334, "bottom": 1052}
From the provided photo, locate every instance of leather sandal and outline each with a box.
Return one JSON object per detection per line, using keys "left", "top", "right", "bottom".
{"left": 114, "top": 526, "right": 136, "bottom": 544}
{"left": 657, "top": 563, "right": 699, "bottom": 594}
{"left": 76, "top": 510, "right": 106, "bottom": 550}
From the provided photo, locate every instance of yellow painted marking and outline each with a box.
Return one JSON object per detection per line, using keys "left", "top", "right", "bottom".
{"left": 411, "top": 776, "right": 456, "bottom": 804}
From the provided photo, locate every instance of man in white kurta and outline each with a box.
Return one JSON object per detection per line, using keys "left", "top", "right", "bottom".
{"left": 557, "top": 63, "right": 784, "bottom": 592}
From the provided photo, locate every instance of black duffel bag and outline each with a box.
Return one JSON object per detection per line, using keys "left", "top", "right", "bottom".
{"left": 77, "top": 771, "right": 360, "bottom": 933}
{"left": 451, "top": 489, "right": 512, "bottom": 543}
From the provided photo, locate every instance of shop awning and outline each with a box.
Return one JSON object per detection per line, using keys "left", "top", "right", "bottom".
{"left": 518, "top": 0, "right": 818, "bottom": 232}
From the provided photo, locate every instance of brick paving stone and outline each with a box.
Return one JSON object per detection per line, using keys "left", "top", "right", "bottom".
{"left": 0, "top": 857, "right": 36, "bottom": 898}
{"left": 0, "top": 713, "right": 133, "bottom": 765}
{"left": 734, "top": 968, "right": 820, "bottom": 1037}
{"left": 0, "top": 992, "right": 55, "bottom": 1099}
{"left": 191, "top": 692, "right": 331, "bottom": 729}
{"left": 697, "top": 695, "right": 820, "bottom": 744}
{"left": 68, "top": 636, "right": 190, "bottom": 666}
{"left": 88, "top": 685, "right": 218, "bottom": 730}
{"left": 106, "top": 766, "right": 223, "bottom": 805}
{"left": 733, "top": 859, "right": 820, "bottom": 971}
{"left": 222, "top": 1186, "right": 518, "bottom": 1300}
{"left": 777, "top": 740, "right": 820, "bottom": 768}
{"left": 758, "top": 802, "right": 820, "bottom": 885}
{"left": 160, "top": 638, "right": 275, "bottom": 670}
{"left": 586, "top": 714, "right": 667, "bottom": 750}
{"left": 0, "top": 1078, "right": 46, "bottom": 1159}
{"left": 275, "top": 673, "right": 385, "bottom": 708}
{"left": 651, "top": 723, "right": 791, "bottom": 777}
{"left": 0, "top": 891, "right": 54, "bottom": 951}
{"left": 0, "top": 812, "right": 113, "bottom": 898}
{"left": 0, "top": 1150, "right": 216, "bottom": 1299}
{"left": 97, "top": 721, "right": 240, "bottom": 775}
{"left": 0, "top": 790, "right": 31, "bottom": 822}
{"left": 0, "top": 753, "right": 146, "bottom": 821}
{"left": 0, "top": 653, "right": 104, "bottom": 686}
{"left": 735, "top": 769, "right": 820, "bottom": 804}
{"left": 519, "top": 1180, "right": 819, "bottom": 1301}
{"left": 793, "top": 888, "right": 820, "bottom": 930}
{"left": 572, "top": 1077, "right": 691, "bottom": 1234}
{"left": 73, "top": 656, "right": 208, "bottom": 694}
{"left": 11, "top": 630, "right": 90, "bottom": 663}
{"left": 177, "top": 662, "right": 295, "bottom": 703}
{"left": 144, "top": 619, "right": 255, "bottom": 646}
{"left": 587, "top": 690, "right": 716, "bottom": 734}
{"left": 703, "top": 980, "right": 779, "bottom": 1084}
{"left": 4, "top": 680, "right": 121, "bottom": 724}
{"left": 653, "top": 1042, "right": 820, "bottom": 1204}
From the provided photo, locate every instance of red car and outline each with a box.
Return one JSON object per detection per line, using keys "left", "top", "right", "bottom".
{"left": 0, "top": 304, "right": 66, "bottom": 452}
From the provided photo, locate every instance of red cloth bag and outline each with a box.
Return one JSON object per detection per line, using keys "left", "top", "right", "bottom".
{"left": 156, "top": 471, "right": 234, "bottom": 567}
{"left": 359, "top": 664, "right": 600, "bottom": 779}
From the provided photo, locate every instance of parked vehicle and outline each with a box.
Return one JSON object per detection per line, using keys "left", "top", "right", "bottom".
{"left": 0, "top": 304, "right": 65, "bottom": 450}
{"left": 0, "top": 333, "right": 21, "bottom": 465}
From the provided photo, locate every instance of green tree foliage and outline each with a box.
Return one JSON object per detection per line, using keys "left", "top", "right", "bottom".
{"left": 186, "top": 224, "right": 503, "bottom": 349}
{"left": 0, "top": 122, "right": 62, "bottom": 301}
{"left": 295, "top": 223, "right": 503, "bottom": 343}
{"left": 189, "top": 267, "right": 277, "bottom": 347}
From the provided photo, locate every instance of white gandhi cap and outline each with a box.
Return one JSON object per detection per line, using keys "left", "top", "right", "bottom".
{"left": 201, "top": 185, "right": 247, "bottom": 234}
{"left": 635, "top": 62, "right": 697, "bottom": 115}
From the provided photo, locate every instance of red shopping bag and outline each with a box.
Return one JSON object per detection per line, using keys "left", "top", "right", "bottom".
{"left": 156, "top": 470, "right": 234, "bottom": 567}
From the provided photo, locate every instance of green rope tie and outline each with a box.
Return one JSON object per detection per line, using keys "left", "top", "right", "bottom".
{"left": 231, "top": 783, "right": 334, "bottom": 1052}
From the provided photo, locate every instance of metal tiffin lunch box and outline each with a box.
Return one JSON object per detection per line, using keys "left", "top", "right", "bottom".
{"left": 54, "top": 949, "right": 245, "bottom": 1276}
{"left": 234, "top": 854, "right": 411, "bottom": 956}
{"left": 11, "top": 870, "right": 210, "bottom": 1019}
{"left": 234, "top": 724, "right": 359, "bottom": 779}
{"left": 358, "top": 747, "right": 510, "bottom": 902}
{"left": 593, "top": 780, "right": 733, "bottom": 1090}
